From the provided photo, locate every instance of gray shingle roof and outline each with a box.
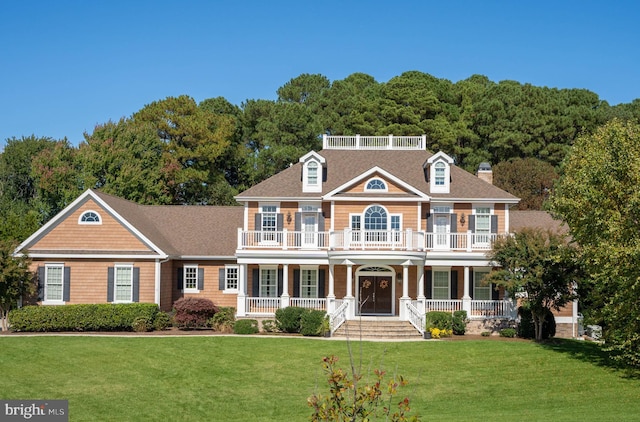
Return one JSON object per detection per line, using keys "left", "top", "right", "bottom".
{"left": 510, "top": 210, "right": 568, "bottom": 234}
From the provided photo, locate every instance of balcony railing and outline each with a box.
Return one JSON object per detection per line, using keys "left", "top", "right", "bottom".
{"left": 238, "top": 229, "right": 501, "bottom": 252}
{"left": 323, "top": 134, "right": 426, "bottom": 150}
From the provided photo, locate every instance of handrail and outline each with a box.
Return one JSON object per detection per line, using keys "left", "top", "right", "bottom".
{"left": 406, "top": 301, "right": 425, "bottom": 335}
{"left": 329, "top": 300, "right": 349, "bottom": 334}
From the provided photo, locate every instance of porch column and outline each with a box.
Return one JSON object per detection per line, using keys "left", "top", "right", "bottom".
{"left": 280, "top": 264, "right": 290, "bottom": 308}
{"left": 326, "top": 264, "right": 336, "bottom": 314}
{"left": 416, "top": 264, "right": 425, "bottom": 313}
{"left": 345, "top": 262, "right": 356, "bottom": 319}
{"left": 237, "top": 264, "right": 247, "bottom": 317}
{"left": 399, "top": 263, "right": 411, "bottom": 321}
{"left": 462, "top": 266, "right": 472, "bottom": 316}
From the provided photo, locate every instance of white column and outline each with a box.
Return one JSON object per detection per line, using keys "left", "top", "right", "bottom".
{"left": 462, "top": 266, "right": 472, "bottom": 316}
{"left": 416, "top": 263, "right": 425, "bottom": 313}
{"left": 346, "top": 264, "right": 353, "bottom": 298}
{"left": 237, "top": 264, "right": 247, "bottom": 317}
{"left": 327, "top": 264, "right": 336, "bottom": 314}
{"left": 154, "top": 259, "right": 161, "bottom": 307}
{"left": 399, "top": 264, "right": 411, "bottom": 321}
{"left": 281, "top": 264, "right": 290, "bottom": 308}
{"left": 345, "top": 263, "right": 356, "bottom": 319}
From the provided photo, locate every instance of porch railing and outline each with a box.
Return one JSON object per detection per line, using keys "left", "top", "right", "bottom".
{"left": 424, "top": 299, "right": 463, "bottom": 313}
{"left": 246, "top": 297, "right": 280, "bottom": 316}
{"left": 330, "top": 300, "right": 348, "bottom": 334}
{"left": 239, "top": 230, "right": 329, "bottom": 250}
{"left": 290, "top": 298, "right": 326, "bottom": 311}
{"left": 470, "top": 300, "right": 513, "bottom": 318}
{"left": 406, "top": 301, "right": 425, "bottom": 335}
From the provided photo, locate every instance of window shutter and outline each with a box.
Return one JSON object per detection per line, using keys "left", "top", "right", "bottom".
{"left": 177, "top": 268, "right": 183, "bottom": 291}
{"left": 492, "top": 283, "right": 500, "bottom": 300}
{"left": 255, "top": 213, "right": 262, "bottom": 231}
{"left": 450, "top": 270, "right": 458, "bottom": 299}
{"left": 277, "top": 268, "right": 283, "bottom": 296}
{"left": 469, "top": 270, "right": 474, "bottom": 299}
{"left": 218, "top": 268, "right": 225, "bottom": 290}
{"left": 277, "top": 214, "right": 284, "bottom": 231}
{"left": 318, "top": 213, "right": 325, "bottom": 231}
{"left": 450, "top": 214, "right": 457, "bottom": 233}
{"left": 318, "top": 269, "right": 326, "bottom": 298}
{"left": 132, "top": 267, "right": 140, "bottom": 302}
{"left": 252, "top": 269, "right": 260, "bottom": 297}
{"left": 197, "top": 268, "right": 204, "bottom": 290}
{"left": 37, "top": 266, "right": 44, "bottom": 301}
{"left": 425, "top": 270, "right": 432, "bottom": 299}
{"left": 63, "top": 267, "right": 71, "bottom": 302}
{"left": 491, "top": 215, "right": 498, "bottom": 234}
{"left": 469, "top": 215, "right": 476, "bottom": 232}
{"left": 294, "top": 212, "right": 301, "bottom": 231}
{"left": 427, "top": 215, "right": 433, "bottom": 232}
{"left": 107, "top": 267, "right": 114, "bottom": 302}
{"left": 293, "top": 270, "right": 300, "bottom": 298}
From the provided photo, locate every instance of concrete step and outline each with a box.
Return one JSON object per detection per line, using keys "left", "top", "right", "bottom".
{"left": 332, "top": 319, "right": 422, "bottom": 339}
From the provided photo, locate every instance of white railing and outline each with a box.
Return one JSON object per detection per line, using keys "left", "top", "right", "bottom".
{"left": 323, "top": 134, "right": 426, "bottom": 150}
{"left": 424, "top": 299, "right": 463, "bottom": 313}
{"left": 290, "top": 298, "right": 327, "bottom": 311}
{"left": 425, "top": 233, "right": 498, "bottom": 251}
{"left": 334, "top": 229, "right": 409, "bottom": 251}
{"left": 406, "top": 301, "right": 425, "bottom": 335}
{"left": 330, "top": 300, "right": 348, "bottom": 334}
{"left": 246, "top": 297, "right": 281, "bottom": 315}
{"left": 238, "top": 229, "right": 329, "bottom": 250}
{"left": 470, "top": 300, "right": 513, "bottom": 318}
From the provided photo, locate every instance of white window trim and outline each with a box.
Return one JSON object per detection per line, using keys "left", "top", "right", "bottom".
{"left": 472, "top": 204, "right": 494, "bottom": 245}
{"left": 432, "top": 267, "right": 450, "bottom": 300}
{"left": 473, "top": 269, "right": 492, "bottom": 300}
{"left": 302, "top": 159, "right": 322, "bottom": 192}
{"left": 259, "top": 265, "right": 278, "bottom": 298}
{"left": 183, "top": 265, "right": 200, "bottom": 294}
{"left": 364, "top": 177, "right": 388, "bottom": 192}
{"left": 224, "top": 265, "right": 239, "bottom": 293}
{"left": 114, "top": 264, "right": 134, "bottom": 303}
{"left": 43, "top": 263, "right": 65, "bottom": 305}
{"left": 78, "top": 210, "right": 102, "bottom": 225}
{"left": 427, "top": 152, "right": 454, "bottom": 194}
{"left": 299, "top": 265, "right": 319, "bottom": 298}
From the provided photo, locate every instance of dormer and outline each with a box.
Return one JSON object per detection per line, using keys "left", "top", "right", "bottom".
{"left": 426, "top": 151, "right": 454, "bottom": 194}
{"left": 299, "top": 151, "right": 326, "bottom": 193}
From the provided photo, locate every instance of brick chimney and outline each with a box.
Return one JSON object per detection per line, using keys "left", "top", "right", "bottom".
{"left": 477, "top": 162, "right": 493, "bottom": 184}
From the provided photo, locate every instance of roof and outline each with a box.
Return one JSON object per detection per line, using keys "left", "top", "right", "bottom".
{"left": 510, "top": 210, "right": 568, "bottom": 234}
{"left": 236, "top": 149, "right": 518, "bottom": 202}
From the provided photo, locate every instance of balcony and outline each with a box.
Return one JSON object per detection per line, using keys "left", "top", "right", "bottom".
{"left": 322, "top": 134, "right": 426, "bottom": 150}
{"left": 237, "top": 229, "right": 501, "bottom": 252}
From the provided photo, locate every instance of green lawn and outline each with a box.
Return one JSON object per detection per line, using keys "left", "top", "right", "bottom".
{"left": 1, "top": 335, "right": 638, "bottom": 421}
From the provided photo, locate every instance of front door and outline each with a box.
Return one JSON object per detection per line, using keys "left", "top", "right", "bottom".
{"left": 302, "top": 214, "right": 317, "bottom": 247}
{"left": 358, "top": 274, "right": 393, "bottom": 315}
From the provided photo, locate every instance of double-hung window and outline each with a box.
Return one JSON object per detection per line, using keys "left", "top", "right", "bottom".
{"left": 475, "top": 207, "right": 491, "bottom": 244}
{"left": 391, "top": 214, "right": 401, "bottom": 242}
{"left": 44, "top": 264, "right": 64, "bottom": 302}
{"left": 350, "top": 214, "right": 361, "bottom": 243}
{"left": 261, "top": 205, "right": 277, "bottom": 242}
{"left": 260, "top": 267, "right": 277, "bottom": 297}
{"left": 115, "top": 265, "right": 133, "bottom": 302}
{"left": 473, "top": 270, "right": 491, "bottom": 300}
{"left": 300, "top": 268, "right": 318, "bottom": 298}
{"left": 432, "top": 270, "right": 450, "bottom": 300}
{"left": 184, "top": 265, "right": 199, "bottom": 293}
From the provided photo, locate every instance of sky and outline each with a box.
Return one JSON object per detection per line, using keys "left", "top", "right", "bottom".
{"left": 1, "top": 0, "right": 639, "bottom": 150}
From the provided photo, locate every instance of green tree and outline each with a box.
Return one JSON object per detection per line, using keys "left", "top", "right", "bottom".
{"left": 487, "top": 228, "right": 579, "bottom": 341}
{"left": 548, "top": 119, "right": 640, "bottom": 366}
{"left": 0, "top": 241, "right": 34, "bottom": 331}
{"left": 493, "top": 158, "right": 558, "bottom": 210}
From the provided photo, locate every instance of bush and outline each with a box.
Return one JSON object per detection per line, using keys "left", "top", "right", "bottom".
{"left": 300, "top": 310, "right": 327, "bottom": 336}
{"left": 153, "top": 312, "right": 172, "bottom": 331}
{"left": 208, "top": 306, "right": 235, "bottom": 332}
{"left": 261, "top": 319, "right": 278, "bottom": 333}
{"left": 234, "top": 319, "right": 259, "bottom": 334}
{"left": 500, "top": 328, "right": 517, "bottom": 338}
{"left": 517, "top": 306, "right": 556, "bottom": 339}
{"left": 8, "top": 303, "right": 159, "bottom": 332}
{"left": 173, "top": 297, "right": 218, "bottom": 329}
{"left": 426, "top": 311, "right": 453, "bottom": 331}
{"left": 452, "top": 310, "right": 467, "bottom": 335}
{"left": 481, "top": 331, "right": 491, "bottom": 337}
{"left": 275, "top": 306, "right": 306, "bottom": 333}
{"left": 132, "top": 316, "right": 153, "bottom": 332}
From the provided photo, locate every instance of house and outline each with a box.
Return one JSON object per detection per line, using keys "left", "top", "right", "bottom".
{"left": 14, "top": 135, "right": 578, "bottom": 337}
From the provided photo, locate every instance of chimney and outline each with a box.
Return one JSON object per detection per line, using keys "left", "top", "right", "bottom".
{"left": 477, "top": 162, "right": 493, "bottom": 184}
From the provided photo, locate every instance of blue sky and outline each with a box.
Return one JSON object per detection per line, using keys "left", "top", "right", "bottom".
{"left": 1, "top": 1, "right": 639, "bottom": 149}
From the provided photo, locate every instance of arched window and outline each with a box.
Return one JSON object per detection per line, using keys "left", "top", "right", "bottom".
{"left": 434, "top": 162, "right": 446, "bottom": 186}
{"left": 79, "top": 211, "right": 101, "bottom": 224}
{"left": 365, "top": 178, "right": 386, "bottom": 191}
{"left": 364, "top": 205, "right": 387, "bottom": 230}
{"left": 307, "top": 161, "right": 318, "bottom": 186}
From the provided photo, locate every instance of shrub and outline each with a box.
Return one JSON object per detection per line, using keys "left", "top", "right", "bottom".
{"left": 500, "top": 328, "right": 517, "bottom": 338}
{"left": 209, "top": 306, "right": 235, "bottom": 332}
{"left": 132, "top": 316, "right": 153, "bottom": 332}
{"left": 452, "top": 310, "right": 467, "bottom": 335}
{"left": 425, "top": 311, "right": 453, "bottom": 331}
{"left": 481, "top": 331, "right": 491, "bottom": 337}
{"left": 517, "top": 306, "right": 556, "bottom": 339}
{"left": 261, "top": 319, "right": 278, "bottom": 333}
{"left": 300, "top": 310, "right": 327, "bottom": 336}
{"left": 8, "top": 303, "right": 159, "bottom": 332}
{"left": 173, "top": 297, "right": 218, "bottom": 329}
{"left": 153, "top": 312, "right": 172, "bottom": 331}
{"left": 234, "top": 319, "right": 259, "bottom": 334}
{"left": 429, "top": 327, "right": 452, "bottom": 339}
{"left": 275, "top": 306, "right": 306, "bottom": 333}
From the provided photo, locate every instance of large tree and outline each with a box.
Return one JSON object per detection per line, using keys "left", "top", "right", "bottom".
{"left": 548, "top": 119, "right": 640, "bottom": 366}
{"left": 0, "top": 241, "right": 34, "bottom": 331}
{"left": 493, "top": 158, "right": 558, "bottom": 210}
{"left": 487, "top": 228, "right": 579, "bottom": 341}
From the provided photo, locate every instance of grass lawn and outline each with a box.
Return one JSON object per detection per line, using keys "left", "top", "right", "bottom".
{"left": 1, "top": 335, "right": 638, "bottom": 421}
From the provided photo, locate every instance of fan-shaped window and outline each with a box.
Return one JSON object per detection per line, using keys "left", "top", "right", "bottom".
{"left": 365, "top": 178, "right": 387, "bottom": 191}
{"left": 79, "top": 211, "right": 101, "bottom": 224}
{"left": 364, "top": 206, "right": 387, "bottom": 230}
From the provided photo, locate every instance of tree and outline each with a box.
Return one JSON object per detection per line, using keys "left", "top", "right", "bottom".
{"left": 0, "top": 241, "right": 34, "bottom": 331}
{"left": 548, "top": 119, "right": 640, "bottom": 366}
{"left": 486, "top": 228, "right": 579, "bottom": 341}
{"left": 493, "top": 158, "right": 558, "bottom": 210}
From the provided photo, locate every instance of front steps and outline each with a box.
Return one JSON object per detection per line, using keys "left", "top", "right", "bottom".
{"left": 332, "top": 317, "right": 422, "bottom": 340}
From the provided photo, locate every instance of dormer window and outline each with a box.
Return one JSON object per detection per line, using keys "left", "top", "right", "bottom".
{"left": 427, "top": 151, "right": 454, "bottom": 194}
{"left": 300, "top": 151, "right": 326, "bottom": 193}
{"left": 365, "top": 178, "right": 387, "bottom": 191}
{"left": 79, "top": 210, "right": 101, "bottom": 224}
{"left": 307, "top": 161, "right": 319, "bottom": 186}
{"left": 434, "top": 162, "right": 446, "bottom": 186}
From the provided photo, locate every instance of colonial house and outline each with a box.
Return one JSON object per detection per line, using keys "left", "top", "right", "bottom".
{"left": 14, "top": 135, "right": 578, "bottom": 337}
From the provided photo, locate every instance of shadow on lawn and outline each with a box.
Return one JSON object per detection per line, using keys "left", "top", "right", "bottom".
{"left": 538, "top": 338, "right": 640, "bottom": 379}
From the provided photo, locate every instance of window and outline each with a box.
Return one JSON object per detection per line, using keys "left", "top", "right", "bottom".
{"left": 434, "top": 162, "right": 446, "bottom": 186}
{"left": 300, "top": 268, "right": 318, "bottom": 298}
{"left": 260, "top": 267, "right": 277, "bottom": 297}
{"left": 261, "top": 205, "right": 277, "bottom": 241}
{"left": 475, "top": 207, "right": 491, "bottom": 244}
{"left": 115, "top": 265, "right": 133, "bottom": 302}
{"left": 473, "top": 270, "right": 491, "bottom": 300}
{"left": 350, "top": 214, "right": 361, "bottom": 242}
{"left": 301, "top": 154, "right": 324, "bottom": 192}
{"left": 391, "top": 215, "right": 401, "bottom": 242}
{"left": 184, "top": 265, "right": 199, "bottom": 292}
{"left": 79, "top": 210, "right": 101, "bottom": 224}
{"left": 365, "top": 178, "right": 387, "bottom": 191}
{"left": 364, "top": 205, "right": 388, "bottom": 242}
{"left": 225, "top": 265, "right": 239, "bottom": 291}
{"left": 307, "top": 161, "right": 318, "bottom": 186}
{"left": 45, "top": 264, "right": 64, "bottom": 302}
{"left": 433, "top": 270, "right": 449, "bottom": 300}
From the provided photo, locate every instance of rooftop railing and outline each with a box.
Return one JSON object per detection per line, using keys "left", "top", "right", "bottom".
{"left": 322, "top": 134, "right": 426, "bottom": 150}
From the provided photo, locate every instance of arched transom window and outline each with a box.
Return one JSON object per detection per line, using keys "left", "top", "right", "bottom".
{"left": 79, "top": 211, "right": 101, "bottom": 224}
{"left": 365, "top": 178, "right": 387, "bottom": 191}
